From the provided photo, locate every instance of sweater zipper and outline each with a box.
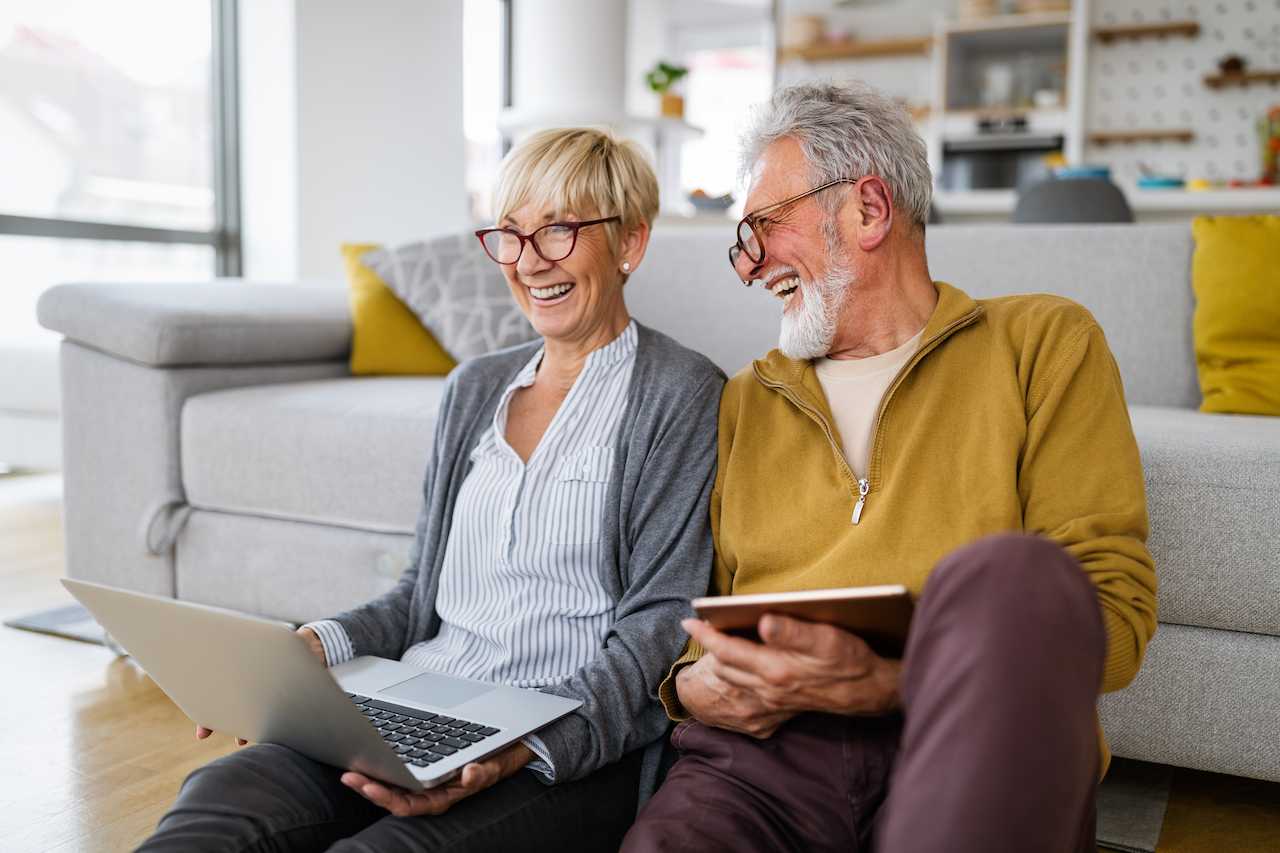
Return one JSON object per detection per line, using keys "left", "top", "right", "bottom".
{"left": 754, "top": 377, "right": 862, "bottom": 519}
{"left": 755, "top": 307, "right": 982, "bottom": 525}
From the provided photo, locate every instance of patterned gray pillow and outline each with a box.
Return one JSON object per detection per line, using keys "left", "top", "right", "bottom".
{"left": 362, "top": 234, "right": 537, "bottom": 362}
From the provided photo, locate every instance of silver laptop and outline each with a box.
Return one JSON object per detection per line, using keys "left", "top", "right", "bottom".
{"left": 62, "top": 578, "right": 580, "bottom": 791}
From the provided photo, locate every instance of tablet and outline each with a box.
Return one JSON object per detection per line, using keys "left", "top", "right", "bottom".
{"left": 692, "top": 585, "right": 914, "bottom": 657}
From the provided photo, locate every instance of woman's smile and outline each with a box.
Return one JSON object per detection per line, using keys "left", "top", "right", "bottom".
{"left": 527, "top": 280, "right": 576, "bottom": 305}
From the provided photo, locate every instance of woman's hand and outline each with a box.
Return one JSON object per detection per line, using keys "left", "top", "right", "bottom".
{"left": 194, "top": 627, "right": 327, "bottom": 745}
{"left": 295, "top": 626, "right": 327, "bottom": 664}
{"left": 341, "top": 742, "right": 535, "bottom": 817}
{"left": 193, "top": 725, "right": 248, "bottom": 746}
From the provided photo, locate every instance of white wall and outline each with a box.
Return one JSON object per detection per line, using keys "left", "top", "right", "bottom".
{"left": 238, "top": 0, "right": 298, "bottom": 282}
{"left": 509, "top": 0, "right": 629, "bottom": 126}
{"left": 239, "top": 0, "right": 468, "bottom": 284}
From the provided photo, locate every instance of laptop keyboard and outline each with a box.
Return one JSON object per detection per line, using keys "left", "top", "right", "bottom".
{"left": 346, "top": 693, "right": 501, "bottom": 768}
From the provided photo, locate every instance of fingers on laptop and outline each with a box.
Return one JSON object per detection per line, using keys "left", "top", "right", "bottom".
{"left": 341, "top": 769, "right": 485, "bottom": 817}
{"left": 194, "top": 725, "right": 247, "bottom": 746}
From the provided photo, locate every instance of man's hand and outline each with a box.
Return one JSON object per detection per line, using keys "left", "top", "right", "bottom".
{"left": 341, "top": 742, "right": 534, "bottom": 817}
{"left": 194, "top": 626, "right": 327, "bottom": 745}
{"left": 681, "top": 614, "right": 902, "bottom": 724}
{"left": 675, "top": 654, "right": 796, "bottom": 738}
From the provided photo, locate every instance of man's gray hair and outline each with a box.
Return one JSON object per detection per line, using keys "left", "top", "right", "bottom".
{"left": 740, "top": 81, "right": 933, "bottom": 229}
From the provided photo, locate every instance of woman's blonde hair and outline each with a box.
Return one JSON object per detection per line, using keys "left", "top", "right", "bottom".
{"left": 492, "top": 127, "right": 659, "bottom": 251}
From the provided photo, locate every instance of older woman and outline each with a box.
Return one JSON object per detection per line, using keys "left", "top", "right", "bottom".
{"left": 140, "top": 128, "right": 724, "bottom": 852}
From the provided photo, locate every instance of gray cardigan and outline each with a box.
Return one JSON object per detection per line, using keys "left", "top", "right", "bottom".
{"left": 332, "top": 322, "right": 725, "bottom": 783}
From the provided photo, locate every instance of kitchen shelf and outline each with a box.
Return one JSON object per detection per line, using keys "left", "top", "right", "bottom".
{"left": 1088, "top": 129, "right": 1195, "bottom": 146}
{"left": 946, "top": 12, "right": 1072, "bottom": 35}
{"left": 1093, "top": 21, "right": 1200, "bottom": 43}
{"left": 943, "top": 106, "right": 1067, "bottom": 118}
{"left": 1203, "top": 70, "right": 1280, "bottom": 90}
{"left": 778, "top": 37, "right": 933, "bottom": 63}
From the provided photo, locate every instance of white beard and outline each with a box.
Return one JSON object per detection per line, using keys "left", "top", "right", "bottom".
{"left": 778, "top": 260, "right": 851, "bottom": 360}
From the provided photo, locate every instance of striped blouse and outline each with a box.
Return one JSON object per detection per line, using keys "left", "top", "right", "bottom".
{"left": 306, "top": 320, "right": 638, "bottom": 777}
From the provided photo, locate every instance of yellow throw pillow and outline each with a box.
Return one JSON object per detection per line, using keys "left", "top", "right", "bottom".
{"left": 1191, "top": 215, "right": 1280, "bottom": 416}
{"left": 342, "top": 243, "right": 456, "bottom": 376}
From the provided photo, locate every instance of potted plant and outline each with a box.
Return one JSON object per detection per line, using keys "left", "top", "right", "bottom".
{"left": 646, "top": 61, "right": 689, "bottom": 119}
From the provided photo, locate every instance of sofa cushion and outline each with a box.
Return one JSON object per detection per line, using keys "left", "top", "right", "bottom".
{"left": 177, "top": 510, "right": 410, "bottom": 625}
{"left": 38, "top": 282, "right": 352, "bottom": 367}
{"left": 1130, "top": 405, "right": 1280, "bottom": 636}
{"left": 1190, "top": 215, "right": 1280, "bottom": 415}
{"left": 182, "top": 377, "right": 445, "bottom": 533}
{"left": 343, "top": 243, "right": 457, "bottom": 376}
{"left": 366, "top": 234, "right": 538, "bottom": 362}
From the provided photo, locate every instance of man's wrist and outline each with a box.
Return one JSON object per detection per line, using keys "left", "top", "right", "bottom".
{"left": 673, "top": 663, "right": 702, "bottom": 721}
{"left": 878, "top": 658, "right": 903, "bottom": 712}
{"left": 832, "top": 657, "right": 902, "bottom": 716}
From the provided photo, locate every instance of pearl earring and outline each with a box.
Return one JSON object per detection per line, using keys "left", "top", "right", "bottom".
{"left": 621, "top": 261, "right": 631, "bottom": 273}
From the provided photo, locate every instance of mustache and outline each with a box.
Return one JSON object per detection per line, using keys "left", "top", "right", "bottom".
{"left": 760, "top": 266, "right": 799, "bottom": 288}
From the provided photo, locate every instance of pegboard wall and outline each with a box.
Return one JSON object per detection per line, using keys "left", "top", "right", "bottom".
{"left": 1086, "top": 0, "right": 1280, "bottom": 184}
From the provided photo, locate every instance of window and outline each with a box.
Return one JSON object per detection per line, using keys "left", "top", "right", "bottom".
{"left": 680, "top": 45, "right": 773, "bottom": 202}
{"left": 668, "top": 9, "right": 774, "bottom": 213}
{"left": 0, "top": 0, "right": 239, "bottom": 345}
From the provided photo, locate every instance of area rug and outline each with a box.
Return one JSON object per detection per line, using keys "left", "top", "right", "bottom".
{"left": 4, "top": 602, "right": 106, "bottom": 646}
{"left": 1096, "top": 758, "right": 1174, "bottom": 853}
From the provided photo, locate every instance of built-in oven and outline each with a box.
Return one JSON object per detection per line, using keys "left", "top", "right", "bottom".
{"left": 940, "top": 127, "right": 1063, "bottom": 191}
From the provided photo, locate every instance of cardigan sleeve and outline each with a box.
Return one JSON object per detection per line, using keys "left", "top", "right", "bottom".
{"left": 530, "top": 369, "right": 724, "bottom": 782}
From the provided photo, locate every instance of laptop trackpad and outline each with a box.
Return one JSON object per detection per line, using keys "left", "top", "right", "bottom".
{"left": 380, "top": 672, "right": 495, "bottom": 709}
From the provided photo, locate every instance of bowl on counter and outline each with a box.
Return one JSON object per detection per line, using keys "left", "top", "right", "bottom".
{"left": 688, "top": 191, "right": 735, "bottom": 212}
{"left": 1053, "top": 165, "right": 1112, "bottom": 181}
{"left": 1136, "top": 175, "right": 1185, "bottom": 190}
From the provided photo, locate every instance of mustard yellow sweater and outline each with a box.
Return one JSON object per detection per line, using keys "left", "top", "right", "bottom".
{"left": 660, "top": 282, "right": 1158, "bottom": 769}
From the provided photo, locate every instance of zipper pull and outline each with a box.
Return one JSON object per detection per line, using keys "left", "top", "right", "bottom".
{"left": 852, "top": 479, "right": 869, "bottom": 525}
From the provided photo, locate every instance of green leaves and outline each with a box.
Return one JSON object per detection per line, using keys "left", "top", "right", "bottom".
{"left": 645, "top": 61, "right": 689, "bottom": 94}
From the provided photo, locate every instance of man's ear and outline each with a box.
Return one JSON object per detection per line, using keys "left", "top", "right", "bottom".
{"left": 850, "top": 176, "right": 894, "bottom": 252}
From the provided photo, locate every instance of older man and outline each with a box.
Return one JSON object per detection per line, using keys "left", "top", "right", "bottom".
{"left": 622, "top": 83, "right": 1157, "bottom": 853}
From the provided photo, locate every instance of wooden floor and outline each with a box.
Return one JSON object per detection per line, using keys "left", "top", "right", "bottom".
{"left": 0, "top": 488, "right": 237, "bottom": 852}
{"left": 0, "top": 477, "right": 1277, "bottom": 851}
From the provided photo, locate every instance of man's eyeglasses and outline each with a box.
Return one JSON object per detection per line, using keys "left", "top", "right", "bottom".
{"left": 475, "top": 216, "right": 620, "bottom": 265}
{"left": 729, "top": 178, "right": 856, "bottom": 284}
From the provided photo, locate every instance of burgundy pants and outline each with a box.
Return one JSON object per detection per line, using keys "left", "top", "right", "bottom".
{"left": 623, "top": 534, "right": 1106, "bottom": 853}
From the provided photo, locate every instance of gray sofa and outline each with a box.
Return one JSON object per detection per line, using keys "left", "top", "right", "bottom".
{"left": 38, "top": 223, "right": 1280, "bottom": 784}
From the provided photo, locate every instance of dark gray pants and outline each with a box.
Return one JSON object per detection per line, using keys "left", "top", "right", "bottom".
{"left": 623, "top": 534, "right": 1106, "bottom": 853}
{"left": 139, "top": 744, "right": 641, "bottom": 852}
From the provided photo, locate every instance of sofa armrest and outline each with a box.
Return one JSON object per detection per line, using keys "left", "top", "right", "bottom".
{"left": 37, "top": 281, "right": 352, "bottom": 367}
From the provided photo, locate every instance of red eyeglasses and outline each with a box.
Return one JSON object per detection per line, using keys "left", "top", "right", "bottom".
{"left": 475, "top": 216, "right": 620, "bottom": 265}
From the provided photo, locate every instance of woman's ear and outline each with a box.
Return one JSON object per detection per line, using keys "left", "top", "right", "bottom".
{"left": 618, "top": 221, "right": 652, "bottom": 276}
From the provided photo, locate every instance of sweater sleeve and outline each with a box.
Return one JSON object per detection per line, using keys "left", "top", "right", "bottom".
{"left": 327, "top": 372, "right": 458, "bottom": 660}
{"left": 530, "top": 371, "right": 724, "bottom": 782}
{"left": 1020, "top": 320, "right": 1158, "bottom": 693}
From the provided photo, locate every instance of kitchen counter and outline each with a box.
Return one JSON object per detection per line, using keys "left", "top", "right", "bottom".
{"left": 934, "top": 187, "right": 1280, "bottom": 222}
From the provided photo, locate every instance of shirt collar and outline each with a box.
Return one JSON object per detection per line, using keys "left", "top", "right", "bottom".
{"left": 585, "top": 319, "right": 639, "bottom": 370}
{"left": 504, "top": 319, "right": 639, "bottom": 396}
